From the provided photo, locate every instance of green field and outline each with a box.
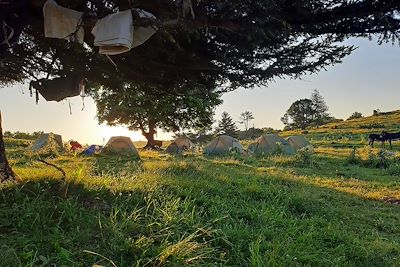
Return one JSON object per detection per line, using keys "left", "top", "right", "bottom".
{"left": 1, "top": 112, "right": 400, "bottom": 266}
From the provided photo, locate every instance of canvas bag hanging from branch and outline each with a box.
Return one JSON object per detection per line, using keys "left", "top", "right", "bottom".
{"left": 29, "top": 76, "right": 84, "bottom": 103}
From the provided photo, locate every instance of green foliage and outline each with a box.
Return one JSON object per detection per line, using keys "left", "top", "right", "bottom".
{"left": 359, "top": 123, "right": 385, "bottom": 129}
{"left": 373, "top": 109, "right": 381, "bottom": 116}
{"left": 347, "top": 112, "right": 363, "bottom": 120}
{"left": 310, "top": 89, "right": 329, "bottom": 125}
{"left": 271, "top": 142, "right": 285, "bottom": 155}
{"left": 215, "top": 112, "right": 238, "bottom": 137}
{"left": 281, "top": 90, "right": 333, "bottom": 130}
{"left": 295, "top": 147, "right": 315, "bottom": 167}
{"left": 281, "top": 98, "right": 315, "bottom": 130}
{"left": 3, "top": 131, "right": 43, "bottom": 140}
{"left": 346, "top": 148, "right": 360, "bottom": 165}
{"left": 377, "top": 150, "right": 390, "bottom": 169}
{"left": 239, "top": 111, "right": 255, "bottom": 131}
{"left": 386, "top": 164, "right": 400, "bottom": 176}
{"left": 93, "top": 82, "right": 222, "bottom": 143}
{"left": 5, "top": 0, "right": 400, "bottom": 94}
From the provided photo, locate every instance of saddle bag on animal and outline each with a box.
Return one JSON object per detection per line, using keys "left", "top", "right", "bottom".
{"left": 29, "top": 76, "right": 84, "bottom": 103}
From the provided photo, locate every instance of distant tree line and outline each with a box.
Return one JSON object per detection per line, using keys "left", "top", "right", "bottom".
{"left": 3, "top": 131, "right": 43, "bottom": 140}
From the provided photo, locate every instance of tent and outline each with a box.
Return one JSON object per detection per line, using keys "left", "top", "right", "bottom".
{"left": 31, "top": 133, "right": 64, "bottom": 151}
{"left": 203, "top": 135, "right": 244, "bottom": 155}
{"left": 101, "top": 136, "right": 139, "bottom": 157}
{"left": 166, "top": 136, "right": 194, "bottom": 154}
{"left": 286, "top": 135, "right": 311, "bottom": 151}
{"left": 248, "top": 134, "right": 295, "bottom": 155}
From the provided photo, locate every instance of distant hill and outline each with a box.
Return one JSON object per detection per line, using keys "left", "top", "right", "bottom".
{"left": 281, "top": 110, "right": 400, "bottom": 148}
{"left": 282, "top": 110, "right": 400, "bottom": 136}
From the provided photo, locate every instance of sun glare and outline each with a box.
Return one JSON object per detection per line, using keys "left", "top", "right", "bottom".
{"left": 97, "top": 124, "right": 144, "bottom": 145}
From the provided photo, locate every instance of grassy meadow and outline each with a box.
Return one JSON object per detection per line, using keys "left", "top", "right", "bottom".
{"left": 1, "top": 112, "right": 400, "bottom": 266}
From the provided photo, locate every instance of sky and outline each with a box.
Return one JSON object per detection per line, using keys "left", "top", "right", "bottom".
{"left": 0, "top": 38, "right": 399, "bottom": 144}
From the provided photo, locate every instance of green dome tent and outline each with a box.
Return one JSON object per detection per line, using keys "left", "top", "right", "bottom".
{"left": 102, "top": 136, "right": 139, "bottom": 157}
{"left": 203, "top": 135, "right": 244, "bottom": 155}
{"left": 286, "top": 135, "right": 312, "bottom": 151}
{"left": 166, "top": 136, "right": 194, "bottom": 154}
{"left": 249, "top": 134, "right": 295, "bottom": 155}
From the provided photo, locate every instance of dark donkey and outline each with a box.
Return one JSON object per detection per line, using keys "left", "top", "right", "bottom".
{"left": 380, "top": 131, "right": 400, "bottom": 149}
{"left": 368, "top": 133, "right": 385, "bottom": 147}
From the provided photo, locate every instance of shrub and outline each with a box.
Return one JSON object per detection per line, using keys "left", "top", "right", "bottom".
{"left": 295, "top": 147, "right": 314, "bottom": 167}
{"left": 347, "top": 112, "right": 363, "bottom": 120}
{"left": 386, "top": 164, "right": 400, "bottom": 176}
{"left": 359, "top": 123, "right": 385, "bottom": 129}
{"left": 346, "top": 148, "right": 360, "bottom": 165}
{"left": 377, "top": 149, "right": 390, "bottom": 169}
{"left": 271, "top": 142, "right": 285, "bottom": 155}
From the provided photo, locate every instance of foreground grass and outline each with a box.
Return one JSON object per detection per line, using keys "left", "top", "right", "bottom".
{"left": 0, "top": 143, "right": 400, "bottom": 266}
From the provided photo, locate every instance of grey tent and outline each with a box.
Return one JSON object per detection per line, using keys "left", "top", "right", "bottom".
{"left": 166, "top": 136, "right": 194, "bottom": 154}
{"left": 248, "top": 134, "right": 295, "bottom": 155}
{"left": 286, "top": 135, "right": 312, "bottom": 151}
{"left": 102, "top": 136, "right": 139, "bottom": 157}
{"left": 31, "top": 133, "right": 64, "bottom": 151}
{"left": 203, "top": 135, "right": 244, "bottom": 155}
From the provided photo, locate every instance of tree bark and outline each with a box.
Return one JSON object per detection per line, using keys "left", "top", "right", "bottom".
{"left": 141, "top": 121, "right": 161, "bottom": 150}
{"left": 0, "top": 111, "right": 17, "bottom": 183}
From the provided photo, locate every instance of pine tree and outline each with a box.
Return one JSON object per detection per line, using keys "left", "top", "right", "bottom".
{"left": 310, "top": 89, "right": 329, "bottom": 124}
{"left": 215, "top": 112, "right": 238, "bottom": 137}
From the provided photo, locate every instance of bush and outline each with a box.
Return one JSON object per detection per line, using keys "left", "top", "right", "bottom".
{"left": 347, "top": 112, "right": 363, "bottom": 120}
{"left": 295, "top": 147, "right": 314, "bottom": 167}
{"left": 377, "top": 149, "right": 390, "bottom": 169}
{"left": 271, "top": 143, "right": 285, "bottom": 155}
{"left": 359, "top": 123, "right": 385, "bottom": 129}
{"left": 386, "top": 164, "right": 400, "bottom": 176}
{"left": 346, "top": 148, "right": 360, "bottom": 165}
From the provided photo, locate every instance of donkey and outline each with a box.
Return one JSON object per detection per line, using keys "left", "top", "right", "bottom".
{"left": 368, "top": 133, "right": 385, "bottom": 147}
{"left": 380, "top": 131, "right": 400, "bottom": 149}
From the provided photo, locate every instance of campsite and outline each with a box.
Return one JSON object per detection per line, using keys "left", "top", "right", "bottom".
{"left": 1, "top": 111, "right": 400, "bottom": 266}
{"left": 1, "top": 1, "right": 400, "bottom": 266}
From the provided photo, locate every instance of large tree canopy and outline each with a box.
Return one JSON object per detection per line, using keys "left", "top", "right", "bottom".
{"left": 93, "top": 81, "right": 222, "bottom": 147}
{"left": 1, "top": 0, "right": 399, "bottom": 92}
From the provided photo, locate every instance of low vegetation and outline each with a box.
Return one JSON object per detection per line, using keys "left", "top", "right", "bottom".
{"left": 1, "top": 134, "right": 399, "bottom": 266}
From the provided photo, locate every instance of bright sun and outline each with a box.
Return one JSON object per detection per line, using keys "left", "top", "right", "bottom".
{"left": 97, "top": 124, "right": 144, "bottom": 145}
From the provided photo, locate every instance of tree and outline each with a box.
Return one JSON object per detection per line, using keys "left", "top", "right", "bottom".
{"left": 282, "top": 90, "right": 332, "bottom": 129}
{"left": 281, "top": 99, "right": 315, "bottom": 130}
{"left": 347, "top": 112, "right": 363, "bottom": 120}
{"left": 0, "top": 112, "right": 16, "bottom": 182}
{"left": 1, "top": 0, "right": 400, "bottom": 181}
{"left": 93, "top": 82, "right": 222, "bottom": 148}
{"left": 239, "top": 111, "right": 255, "bottom": 131}
{"left": 215, "top": 112, "right": 238, "bottom": 137}
{"left": 310, "top": 89, "right": 329, "bottom": 125}
{"left": 373, "top": 109, "right": 381, "bottom": 116}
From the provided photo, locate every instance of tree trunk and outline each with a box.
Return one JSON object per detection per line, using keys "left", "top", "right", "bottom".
{"left": 141, "top": 121, "right": 160, "bottom": 150}
{"left": 0, "top": 111, "right": 17, "bottom": 183}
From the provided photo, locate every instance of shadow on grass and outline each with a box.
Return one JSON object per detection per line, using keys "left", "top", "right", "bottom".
{"left": 0, "top": 180, "right": 222, "bottom": 267}
{"left": 2, "top": 153, "right": 400, "bottom": 266}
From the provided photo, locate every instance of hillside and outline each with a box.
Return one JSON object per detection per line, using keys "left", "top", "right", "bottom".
{"left": 281, "top": 110, "right": 400, "bottom": 148}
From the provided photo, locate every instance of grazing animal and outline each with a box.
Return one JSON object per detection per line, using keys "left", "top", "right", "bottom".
{"left": 380, "top": 131, "right": 400, "bottom": 149}
{"left": 368, "top": 133, "right": 385, "bottom": 147}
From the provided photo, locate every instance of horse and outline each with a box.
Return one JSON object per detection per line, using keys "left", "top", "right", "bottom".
{"left": 380, "top": 131, "right": 400, "bottom": 149}
{"left": 368, "top": 133, "right": 385, "bottom": 147}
